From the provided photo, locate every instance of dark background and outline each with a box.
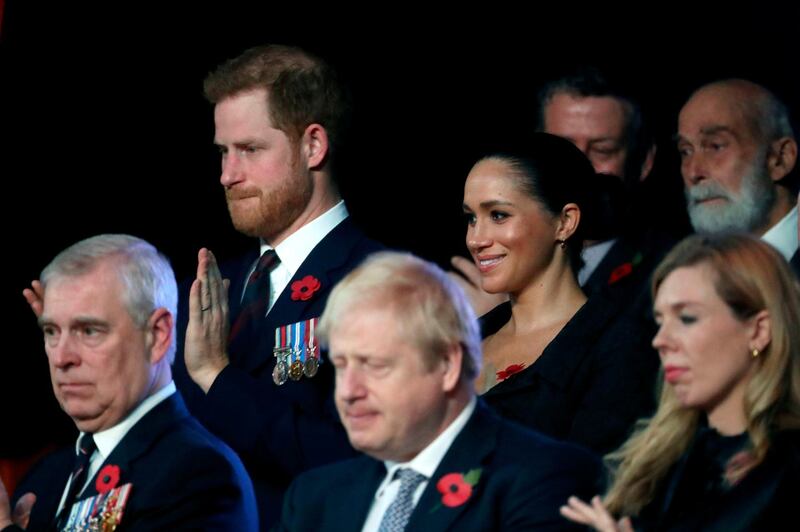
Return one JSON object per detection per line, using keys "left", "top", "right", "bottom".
{"left": 2, "top": 2, "right": 798, "bottom": 453}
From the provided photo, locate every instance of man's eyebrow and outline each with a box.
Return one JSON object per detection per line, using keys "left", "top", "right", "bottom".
{"left": 699, "top": 125, "right": 735, "bottom": 136}
{"left": 674, "top": 125, "right": 735, "bottom": 143}
{"left": 37, "top": 316, "right": 108, "bottom": 328}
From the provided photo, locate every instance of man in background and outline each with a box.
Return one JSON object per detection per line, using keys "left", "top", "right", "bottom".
{"left": 677, "top": 78, "right": 797, "bottom": 271}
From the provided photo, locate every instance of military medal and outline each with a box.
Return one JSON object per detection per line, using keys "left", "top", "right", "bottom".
{"left": 272, "top": 358, "right": 289, "bottom": 385}
{"left": 272, "top": 327, "right": 290, "bottom": 386}
{"left": 288, "top": 358, "right": 304, "bottom": 380}
{"left": 288, "top": 321, "right": 304, "bottom": 381}
{"left": 64, "top": 483, "right": 131, "bottom": 532}
{"left": 304, "top": 317, "right": 320, "bottom": 377}
{"left": 273, "top": 318, "right": 323, "bottom": 383}
{"left": 303, "top": 350, "right": 319, "bottom": 377}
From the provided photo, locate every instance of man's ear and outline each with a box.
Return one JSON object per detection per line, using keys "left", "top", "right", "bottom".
{"left": 302, "top": 123, "right": 330, "bottom": 170}
{"left": 146, "top": 308, "right": 173, "bottom": 364}
{"left": 441, "top": 343, "right": 464, "bottom": 393}
{"left": 555, "top": 203, "right": 581, "bottom": 241}
{"left": 639, "top": 143, "right": 657, "bottom": 181}
{"left": 767, "top": 137, "right": 797, "bottom": 182}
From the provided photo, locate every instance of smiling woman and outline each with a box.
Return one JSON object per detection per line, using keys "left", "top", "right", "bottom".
{"left": 464, "top": 133, "right": 660, "bottom": 455}
{"left": 562, "top": 233, "right": 800, "bottom": 531}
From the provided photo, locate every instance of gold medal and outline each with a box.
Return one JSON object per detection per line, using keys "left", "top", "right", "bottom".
{"left": 289, "top": 359, "right": 304, "bottom": 381}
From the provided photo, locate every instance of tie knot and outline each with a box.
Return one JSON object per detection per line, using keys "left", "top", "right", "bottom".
{"left": 78, "top": 433, "right": 96, "bottom": 457}
{"left": 255, "top": 249, "right": 279, "bottom": 273}
{"left": 395, "top": 468, "right": 426, "bottom": 488}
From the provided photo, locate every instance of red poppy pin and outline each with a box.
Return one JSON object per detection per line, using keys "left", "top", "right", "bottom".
{"left": 496, "top": 363, "right": 525, "bottom": 382}
{"left": 608, "top": 262, "right": 633, "bottom": 285}
{"left": 435, "top": 468, "right": 482, "bottom": 509}
{"left": 96, "top": 464, "right": 121, "bottom": 494}
{"left": 290, "top": 275, "right": 322, "bottom": 301}
{"left": 608, "top": 252, "right": 644, "bottom": 285}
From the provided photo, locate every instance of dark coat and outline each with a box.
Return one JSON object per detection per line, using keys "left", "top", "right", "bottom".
{"left": 277, "top": 401, "right": 602, "bottom": 531}
{"left": 173, "top": 217, "right": 384, "bottom": 529}
{"left": 481, "top": 292, "right": 660, "bottom": 455}
{"left": 635, "top": 428, "right": 800, "bottom": 531}
{"left": 9, "top": 394, "right": 258, "bottom": 531}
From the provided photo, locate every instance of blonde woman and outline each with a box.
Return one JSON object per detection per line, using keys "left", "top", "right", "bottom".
{"left": 562, "top": 233, "right": 800, "bottom": 530}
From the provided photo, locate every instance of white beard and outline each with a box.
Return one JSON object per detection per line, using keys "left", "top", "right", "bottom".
{"left": 685, "top": 153, "right": 775, "bottom": 234}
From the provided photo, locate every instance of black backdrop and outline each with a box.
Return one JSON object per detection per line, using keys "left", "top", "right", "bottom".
{"left": 2, "top": 2, "right": 798, "bottom": 453}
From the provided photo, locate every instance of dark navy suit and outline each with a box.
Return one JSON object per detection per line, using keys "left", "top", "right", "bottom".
{"left": 9, "top": 393, "right": 258, "bottom": 531}
{"left": 173, "top": 217, "right": 383, "bottom": 529}
{"left": 277, "top": 401, "right": 601, "bottom": 531}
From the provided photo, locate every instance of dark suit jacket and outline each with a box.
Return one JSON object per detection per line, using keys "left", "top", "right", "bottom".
{"left": 790, "top": 249, "right": 799, "bottom": 278}
{"left": 635, "top": 429, "right": 800, "bottom": 531}
{"left": 277, "top": 401, "right": 601, "bottom": 531}
{"left": 481, "top": 291, "right": 660, "bottom": 456}
{"left": 9, "top": 393, "right": 258, "bottom": 531}
{"left": 173, "top": 217, "right": 384, "bottom": 529}
{"left": 581, "top": 229, "right": 677, "bottom": 300}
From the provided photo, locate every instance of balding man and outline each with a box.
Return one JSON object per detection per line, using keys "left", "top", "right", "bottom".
{"left": 677, "top": 79, "right": 798, "bottom": 271}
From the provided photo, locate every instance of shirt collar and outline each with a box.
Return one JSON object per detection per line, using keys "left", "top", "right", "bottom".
{"left": 259, "top": 200, "right": 348, "bottom": 276}
{"left": 381, "top": 396, "right": 477, "bottom": 483}
{"left": 762, "top": 205, "right": 798, "bottom": 261}
{"left": 578, "top": 238, "right": 617, "bottom": 286}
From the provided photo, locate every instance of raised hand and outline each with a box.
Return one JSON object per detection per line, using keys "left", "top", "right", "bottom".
{"left": 185, "top": 248, "right": 231, "bottom": 392}
{"left": 22, "top": 280, "right": 45, "bottom": 318}
{"left": 0, "top": 478, "right": 36, "bottom": 530}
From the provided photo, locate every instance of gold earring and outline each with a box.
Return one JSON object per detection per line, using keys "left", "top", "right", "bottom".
{"left": 751, "top": 348, "right": 760, "bottom": 359}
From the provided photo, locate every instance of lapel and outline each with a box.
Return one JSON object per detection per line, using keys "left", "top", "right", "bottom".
{"left": 405, "top": 402, "right": 499, "bottom": 531}
{"left": 238, "top": 217, "right": 371, "bottom": 373}
{"left": 583, "top": 238, "right": 638, "bottom": 296}
{"left": 77, "top": 394, "right": 188, "bottom": 501}
{"left": 325, "top": 458, "right": 386, "bottom": 532}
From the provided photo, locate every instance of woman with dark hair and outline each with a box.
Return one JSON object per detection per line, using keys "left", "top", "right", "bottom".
{"left": 562, "top": 233, "right": 800, "bottom": 530}
{"left": 463, "top": 132, "right": 659, "bottom": 454}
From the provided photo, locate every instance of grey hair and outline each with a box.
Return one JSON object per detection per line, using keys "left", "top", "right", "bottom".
{"left": 754, "top": 88, "right": 794, "bottom": 141}
{"left": 318, "top": 251, "right": 482, "bottom": 383}
{"left": 40, "top": 234, "right": 178, "bottom": 363}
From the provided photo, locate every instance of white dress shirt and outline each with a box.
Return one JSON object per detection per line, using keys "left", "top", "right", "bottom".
{"left": 762, "top": 205, "right": 798, "bottom": 261}
{"left": 360, "top": 397, "right": 477, "bottom": 532}
{"left": 242, "top": 200, "right": 349, "bottom": 312}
